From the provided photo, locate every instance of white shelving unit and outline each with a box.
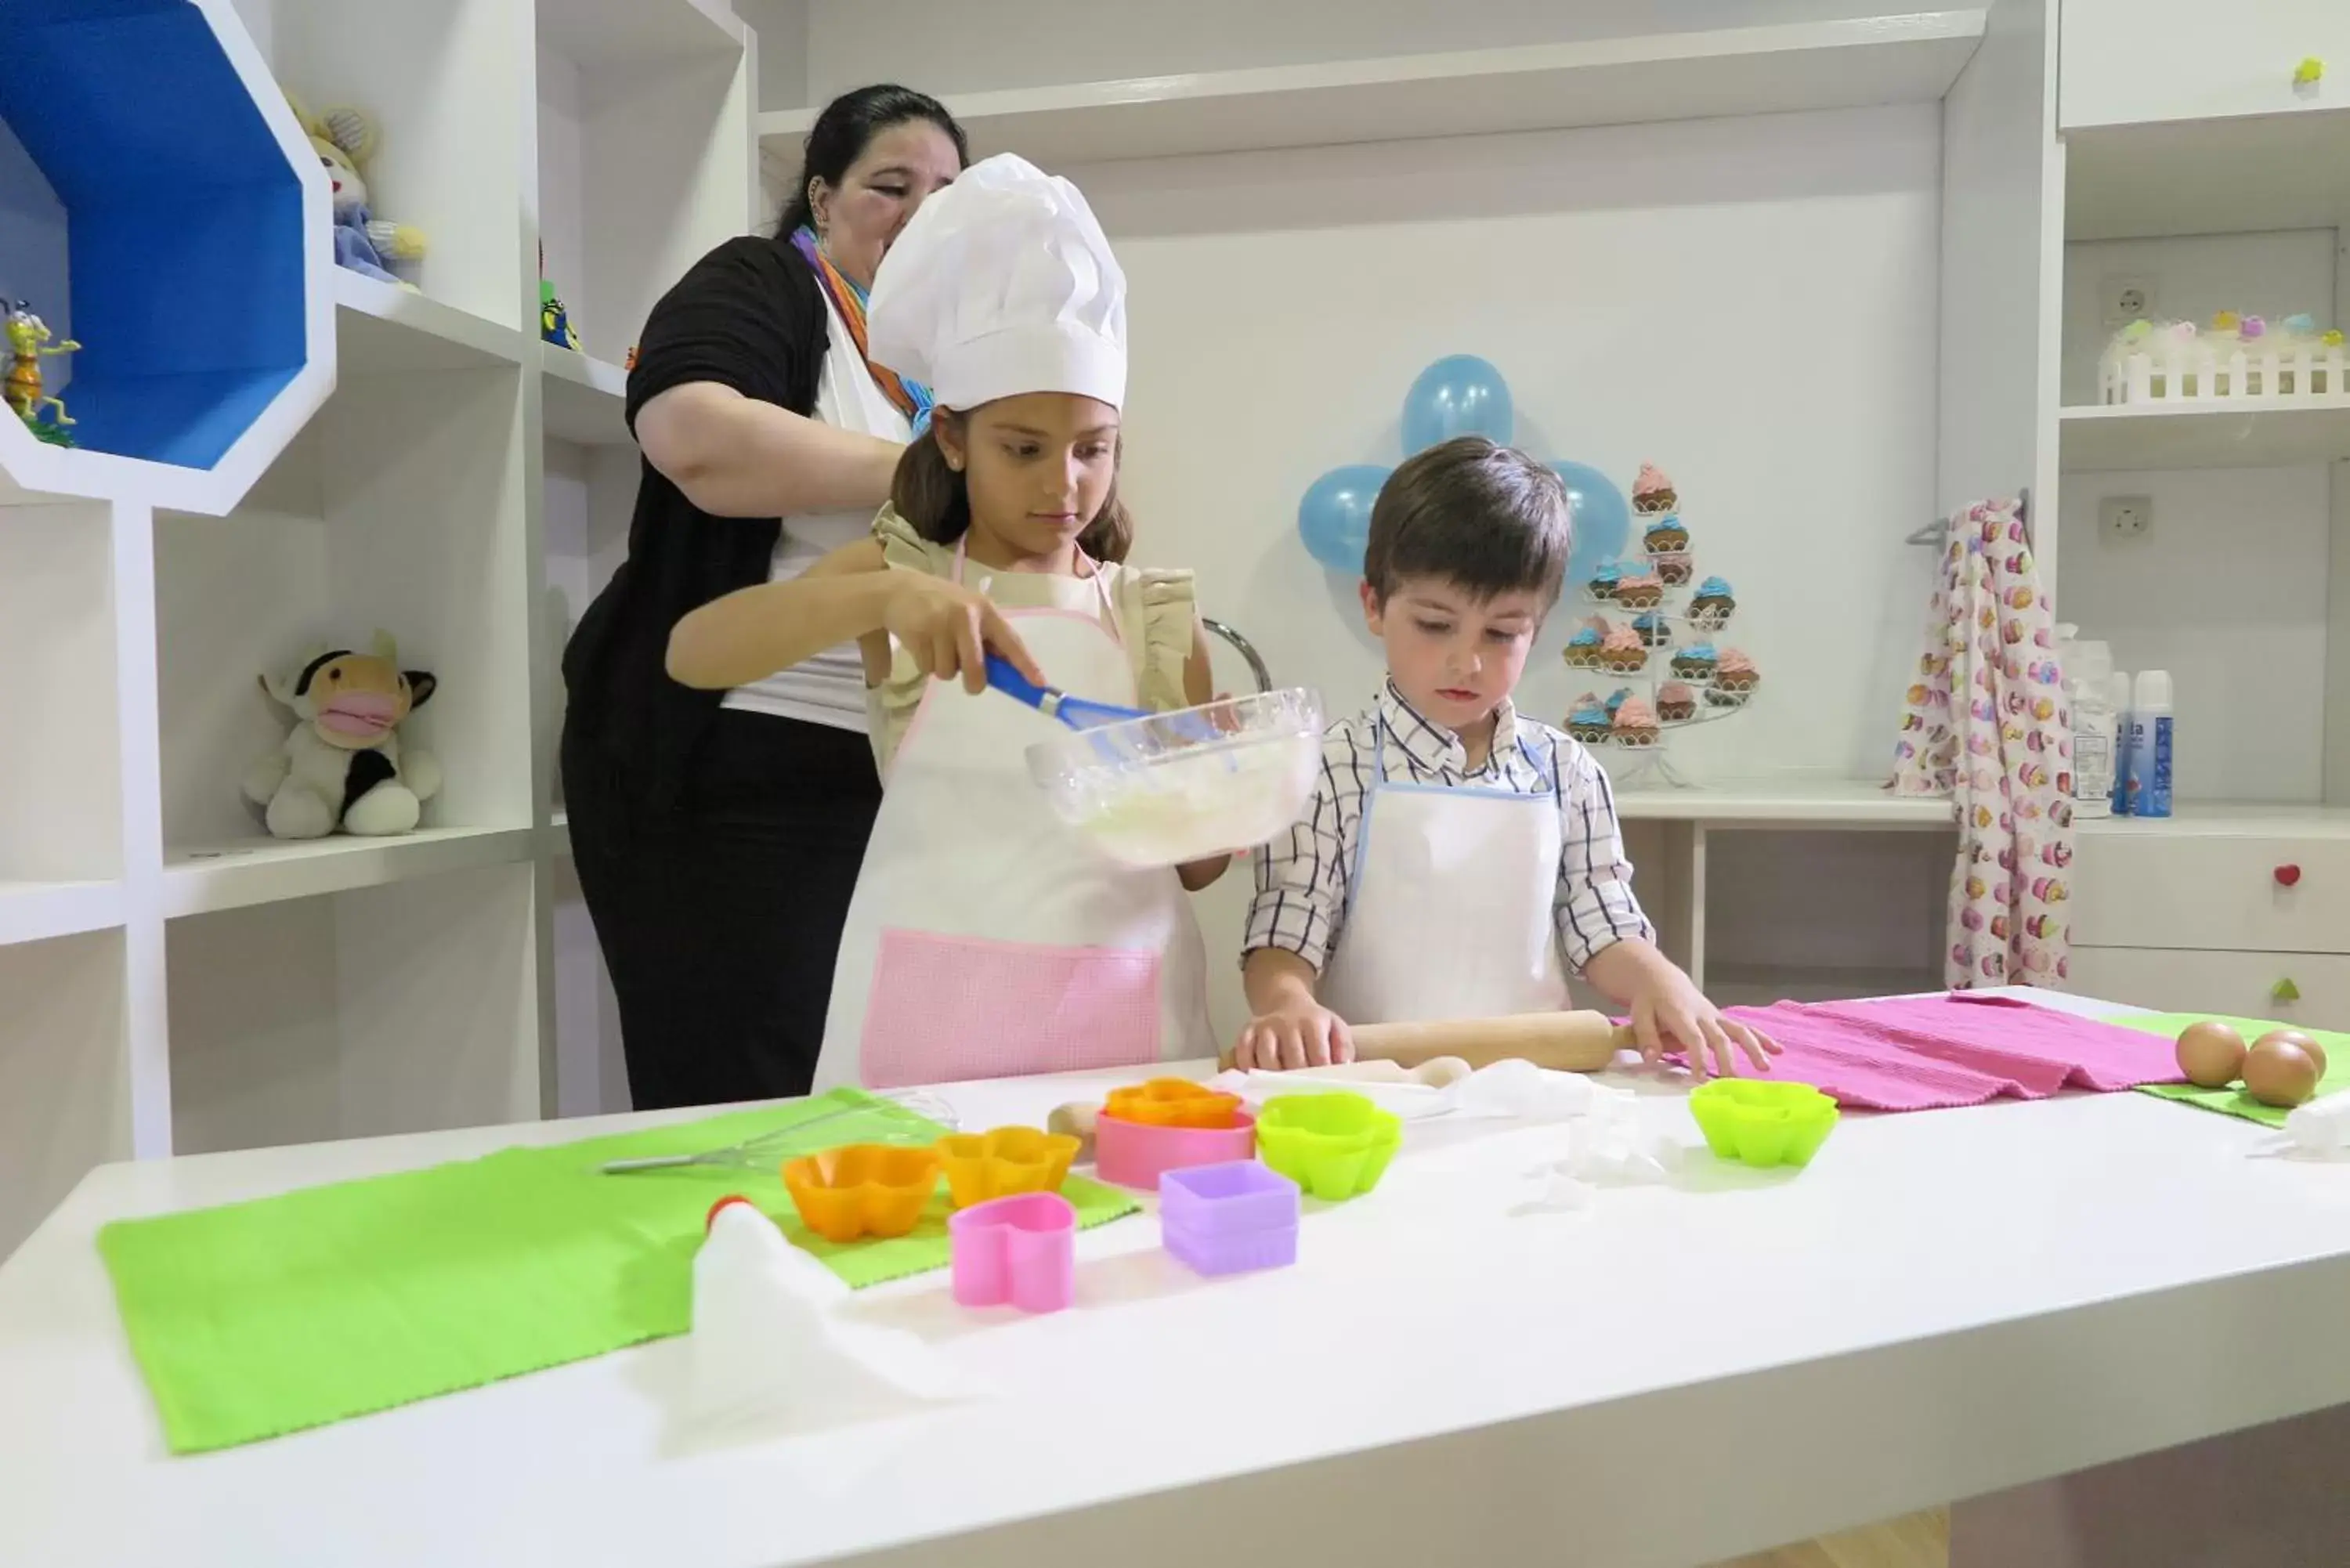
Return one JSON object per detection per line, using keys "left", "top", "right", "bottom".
{"left": 757, "top": 12, "right": 1985, "bottom": 171}
{"left": 0, "top": 0, "right": 759, "bottom": 1255}
{"left": 2061, "top": 396, "right": 2350, "bottom": 471}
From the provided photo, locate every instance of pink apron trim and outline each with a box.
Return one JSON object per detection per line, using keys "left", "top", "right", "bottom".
{"left": 858, "top": 927, "right": 1164, "bottom": 1089}
{"left": 880, "top": 540, "right": 1124, "bottom": 785}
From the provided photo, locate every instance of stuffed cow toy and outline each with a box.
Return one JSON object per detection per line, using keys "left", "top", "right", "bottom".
{"left": 244, "top": 634, "right": 442, "bottom": 839}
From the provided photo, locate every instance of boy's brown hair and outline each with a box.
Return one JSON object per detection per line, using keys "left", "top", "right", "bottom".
{"left": 1362, "top": 435, "right": 1573, "bottom": 606}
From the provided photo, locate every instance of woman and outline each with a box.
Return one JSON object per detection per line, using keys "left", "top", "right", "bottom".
{"left": 560, "top": 85, "right": 967, "bottom": 1109}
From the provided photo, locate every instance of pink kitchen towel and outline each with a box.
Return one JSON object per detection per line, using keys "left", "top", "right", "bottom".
{"left": 1716, "top": 994, "right": 2185, "bottom": 1112}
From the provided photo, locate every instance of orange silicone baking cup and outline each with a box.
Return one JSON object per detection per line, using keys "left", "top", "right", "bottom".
{"left": 1104, "top": 1078, "right": 1243, "bottom": 1129}
{"left": 936, "top": 1126, "right": 1080, "bottom": 1209}
{"left": 781, "top": 1143, "right": 942, "bottom": 1242}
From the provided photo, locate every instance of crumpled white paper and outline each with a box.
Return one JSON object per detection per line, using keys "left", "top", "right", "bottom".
{"left": 686, "top": 1202, "right": 981, "bottom": 1438}
{"left": 1516, "top": 1087, "right": 1683, "bottom": 1213}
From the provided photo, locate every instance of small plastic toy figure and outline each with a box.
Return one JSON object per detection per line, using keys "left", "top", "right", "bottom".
{"left": 5, "top": 301, "right": 78, "bottom": 433}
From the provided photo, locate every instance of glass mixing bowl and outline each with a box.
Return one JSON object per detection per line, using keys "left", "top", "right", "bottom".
{"left": 1025, "top": 688, "right": 1325, "bottom": 868}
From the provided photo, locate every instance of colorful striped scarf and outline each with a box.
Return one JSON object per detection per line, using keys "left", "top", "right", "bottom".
{"left": 790, "top": 225, "right": 935, "bottom": 434}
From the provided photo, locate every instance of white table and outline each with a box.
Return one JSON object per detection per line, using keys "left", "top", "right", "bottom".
{"left": 2, "top": 989, "right": 2346, "bottom": 1568}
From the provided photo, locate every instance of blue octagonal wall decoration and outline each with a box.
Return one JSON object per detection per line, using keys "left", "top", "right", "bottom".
{"left": 0, "top": 0, "right": 332, "bottom": 515}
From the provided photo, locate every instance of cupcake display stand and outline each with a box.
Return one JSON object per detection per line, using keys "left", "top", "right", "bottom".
{"left": 1561, "top": 464, "right": 1760, "bottom": 789}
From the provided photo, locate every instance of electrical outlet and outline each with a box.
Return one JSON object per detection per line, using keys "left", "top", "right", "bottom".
{"left": 2101, "top": 275, "right": 2156, "bottom": 325}
{"left": 2100, "top": 495, "right": 2153, "bottom": 540}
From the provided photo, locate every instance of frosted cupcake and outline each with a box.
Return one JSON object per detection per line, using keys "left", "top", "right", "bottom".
{"left": 1669, "top": 642, "right": 1718, "bottom": 681}
{"left": 1643, "top": 516, "right": 1692, "bottom": 584}
{"left": 1656, "top": 681, "right": 1697, "bottom": 721}
{"left": 1615, "top": 566, "right": 1665, "bottom": 609}
{"left": 1689, "top": 576, "right": 1735, "bottom": 630}
{"left": 1632, "top": 461, "right": 1677, "bottom": 515}
{"left": 1564, "top": 620, "right": 1606, "bottom": 669}
{"left": 1567, "top": 694, "right": 1613, "bottom": 742}
{"left": 1707, "top": 648, "right": 1760, "bottom": 706}
{"left": 1585, "top": 560, "right": 1624, "bottom": 602}
{"left": 1601, "top": 623, "right": 1647, "bottom": 673}
{"left": 1632, "top": 610, "right": 1671, "bottom": 647}
{"left": 1612, "top": 695, "right": 1660, "bottom": 747}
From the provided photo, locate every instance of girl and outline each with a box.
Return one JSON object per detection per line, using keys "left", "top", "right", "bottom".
{"left": 667, "top": 154, "right": 1227, "bottom": 1091}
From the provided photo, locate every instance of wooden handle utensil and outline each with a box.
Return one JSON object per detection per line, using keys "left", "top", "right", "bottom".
{"left": 1217, "top": 1010, "right": 1632, "bottom": 1073}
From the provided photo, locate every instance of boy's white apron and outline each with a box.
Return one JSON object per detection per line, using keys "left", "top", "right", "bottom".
{"left": 1318, "top": 721, "right": 1571, "bottom": 1024}
{"left": 814, "top": 553, "right": 1214, "bottom": 1089}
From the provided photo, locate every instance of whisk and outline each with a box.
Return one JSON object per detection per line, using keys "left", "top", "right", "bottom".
{"left": 598, "top": 1089, "right": 960, "bottom": 1175}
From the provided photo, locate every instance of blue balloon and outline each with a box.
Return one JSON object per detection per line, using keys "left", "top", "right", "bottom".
{"left": 1549, "top": 459, "right": 1632, "bottom": 588}
{"left": 1401, "top": 354, "right": 1514, "bottom": 453}
{"left": 1297, "top": 464, "right": 1390, "bottom": 574}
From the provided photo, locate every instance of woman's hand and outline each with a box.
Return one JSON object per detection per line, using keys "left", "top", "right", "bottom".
{"left": 882, "top": 573, "right": 1047, "bottom": 694}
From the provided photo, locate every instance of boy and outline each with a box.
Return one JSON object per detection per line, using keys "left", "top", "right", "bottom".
{"left": 1236, "top": 437, "right": 1774, "bottom": 1078}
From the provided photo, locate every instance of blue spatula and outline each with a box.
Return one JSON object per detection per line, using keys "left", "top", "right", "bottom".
{"left": 985, "top": 654, "right": 1150, "bottom": 730}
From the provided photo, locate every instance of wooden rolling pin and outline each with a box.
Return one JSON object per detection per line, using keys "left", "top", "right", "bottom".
{"left": 1213, "top": 1010, "right": 1634, "bottom": 1073}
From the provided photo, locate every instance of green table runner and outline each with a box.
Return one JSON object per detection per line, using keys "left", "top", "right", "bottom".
{"left": 97, "top": 1090, "right": 1138, "bottom": 1454}
{"left": 2120, "top": 1013, "right": 2350, "bottom": 1127}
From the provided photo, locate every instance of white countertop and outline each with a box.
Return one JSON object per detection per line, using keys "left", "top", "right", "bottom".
{"left": 1614, "top": 778, "right": 2350, "bottom": 840}
{"left": 2, "top": 990, "right": 2347, "bottom": 1568}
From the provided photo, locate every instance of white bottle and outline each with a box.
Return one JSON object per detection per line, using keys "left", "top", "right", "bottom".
{"left": 2060, "top": 630, "right": 2120, "bottom": 820}
{"left": 2124, "top": 670, "right": 2174, "bottom": 818}
{"left": 689, "top": 1195, "right": 973, "bottom": 1433}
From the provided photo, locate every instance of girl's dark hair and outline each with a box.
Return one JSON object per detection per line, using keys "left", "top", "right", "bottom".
{"left": 891, "top": 414, "right": 1135, "bottom": 565}
{"left": 776, "top": 84, "right": 969, "bottom": 237}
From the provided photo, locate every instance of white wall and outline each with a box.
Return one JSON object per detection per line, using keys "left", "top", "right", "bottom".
{"left": 801, "top": 0, "right": 1940, "bottom": 103}
{"left": 2056, "top": 229, "right": 2339, "bottom": 804}
{"left": 1052, "top": 103, "right": 1944, "bottom": 1032}
{"left": 1087, "top": 104, "right": 1942, "bottom": 782}
{"left": 537, "top": 46, "right": 590, "bottom": 338}
{"left": 736, "top": 0, "right": 807, "bottom": 114}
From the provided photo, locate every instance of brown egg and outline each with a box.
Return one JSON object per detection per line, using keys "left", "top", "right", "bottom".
{"left": 2174, "top": 1021, "right": 2247, "bottom": 1089}
{"left": 2254, "top": 1028, "right": 2327, "bottom": 1078}
{"left": 2243, "top": 1039, "right": 2322, "bottom": 1108}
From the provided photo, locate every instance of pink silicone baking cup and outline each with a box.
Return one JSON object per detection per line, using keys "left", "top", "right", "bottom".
{"left": 1092, "top": 1107, "right": 1256, "bottom": 1190}
{"left": 949, "top": 1191, "right": 1076, "bottom": 1313}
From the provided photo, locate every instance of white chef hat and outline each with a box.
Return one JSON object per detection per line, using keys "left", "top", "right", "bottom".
{"left": 867, "top": 153, "right": 1127, "bottom": 413}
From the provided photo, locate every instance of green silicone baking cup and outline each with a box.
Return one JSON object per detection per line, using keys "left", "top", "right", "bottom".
{"left": 1687, "top": 1078, "right": 1839, "bottom": 1168}
{"left": 1254, "top": 1092, "right": 1403, "bottom": 1201}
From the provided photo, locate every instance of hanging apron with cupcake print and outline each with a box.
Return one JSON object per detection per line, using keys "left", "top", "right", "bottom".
{"left": 1888, "top": 498, "right": 2073, "bottom": 991}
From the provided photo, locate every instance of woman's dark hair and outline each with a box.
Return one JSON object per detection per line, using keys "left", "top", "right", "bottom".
{"left": 892, "top": 415, "right": 1135, "bottom": 565}
{"left": 776, "top": 84, "right": 969, "bottom": 237}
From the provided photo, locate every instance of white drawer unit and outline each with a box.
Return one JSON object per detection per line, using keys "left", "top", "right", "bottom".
{"left": 2066, "top": 946, "right": 2350, "bottom": 1030}
{"left": 2059, "top": 0, "right": 2350, "bottom": 128}
{"left": 2067, "top": 830, "right": 2350, "bottom": 953}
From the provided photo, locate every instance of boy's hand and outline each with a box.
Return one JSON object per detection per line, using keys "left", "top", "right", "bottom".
{"left": 1585, "top": 938, "right": 1778, "bottom": 1079}
{"left": 1233, "top": 1001, "right": 1355, "bottom": 1071}
{"left": 1628, "top": 966, "right": 1777, "bottom": 1079}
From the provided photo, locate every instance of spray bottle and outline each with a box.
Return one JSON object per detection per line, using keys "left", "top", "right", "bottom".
{"left": 2123, "top": 670, "right": 2174, "bottom": 818}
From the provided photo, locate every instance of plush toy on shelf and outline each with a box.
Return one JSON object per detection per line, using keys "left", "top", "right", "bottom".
{"left": 243, "top": 633, "right": 442, "bottom": 839}
{"left": 286, "top": 90, "right": 427, "bottom": 290}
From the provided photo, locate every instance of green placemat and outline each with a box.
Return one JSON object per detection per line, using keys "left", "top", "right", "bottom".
{"left": 96, "top": 1089, "right": 1138, "bottom": 1454}
{"left": 2121, "top": 1013, "right": 2350, "bottom": 1127}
